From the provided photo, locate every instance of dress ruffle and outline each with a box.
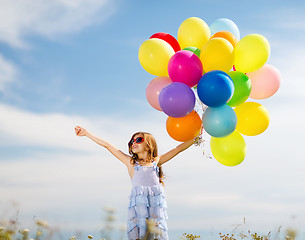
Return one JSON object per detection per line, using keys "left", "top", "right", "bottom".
{"left": 128, "top": 185, "right": 168, "bottom": 240}
{"left": 129, "top": 185, "right": 167, "bottom": 207}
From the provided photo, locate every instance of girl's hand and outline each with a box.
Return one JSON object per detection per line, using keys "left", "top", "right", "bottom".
{"left": 75, "top": 126, "right": 87, "bottom": 136}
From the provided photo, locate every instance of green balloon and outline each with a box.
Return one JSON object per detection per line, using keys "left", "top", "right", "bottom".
{"left": 183, "top": 46, "right": 201, "bottom": 58}
{"left": 227, "top": 71, "right": 251, "bottom": 107}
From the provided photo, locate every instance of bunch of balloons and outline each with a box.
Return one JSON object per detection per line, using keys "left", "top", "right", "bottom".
{"left": 139, "top": 17, "right": 281, "bottom": 167}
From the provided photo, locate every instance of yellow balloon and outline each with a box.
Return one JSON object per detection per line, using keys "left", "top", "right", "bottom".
{"left": 177, "top": 17, "right": 211, "bottom": 50}
{"left": 234, "top": 102, "right": 270, "bottom": 136}
{"left": 234, "top": 34, "right": 270, "bottom": 73}
{"left": 138, "top": 38, "right": 175, "bottom": 76}
{"left": 200, "top": 38, "right": 234, "bottom": 72}
{"left": 210, "top": 130, "right": 247, "bottom": 166}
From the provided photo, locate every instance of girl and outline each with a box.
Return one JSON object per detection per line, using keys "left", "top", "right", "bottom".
{"left": 75, "top": 126, "right": 198, "bottom": 240}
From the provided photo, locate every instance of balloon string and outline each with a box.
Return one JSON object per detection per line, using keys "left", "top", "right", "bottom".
{"left": 193, "top": 87, "right": 213, "bottom": 159}
{"left": 192, "top": 87, "right": 207, "bottom": 118}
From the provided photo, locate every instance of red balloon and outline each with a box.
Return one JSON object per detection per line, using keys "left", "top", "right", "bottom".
{"left": 150, "top": 32, "right": 181, "bottom": 52}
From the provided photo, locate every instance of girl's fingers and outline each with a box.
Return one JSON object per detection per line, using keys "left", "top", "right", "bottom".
{"left": 75, "top": 126, "right": 85, "bottom": 136}
{"left": 75, "top": 127, "right": 81, "bottom": 135}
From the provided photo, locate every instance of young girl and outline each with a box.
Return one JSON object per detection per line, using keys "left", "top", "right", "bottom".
{"left": 75, "top": 126, "right": 197, "bottom": 240}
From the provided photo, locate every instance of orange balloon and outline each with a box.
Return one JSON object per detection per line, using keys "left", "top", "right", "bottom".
{"left": 166, "top": 111, "right": 202, "bottom": 142}
{"left": 211, "top": 31, "right": 238, "bottom": 48}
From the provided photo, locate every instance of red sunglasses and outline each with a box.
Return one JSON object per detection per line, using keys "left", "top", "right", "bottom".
{"left": 131, "top": 137, "right": 144, "bottom": 145}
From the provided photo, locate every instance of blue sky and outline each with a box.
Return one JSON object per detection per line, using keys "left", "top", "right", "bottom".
{"left": 1, "top": 0, "right": 305, "bottom": 238}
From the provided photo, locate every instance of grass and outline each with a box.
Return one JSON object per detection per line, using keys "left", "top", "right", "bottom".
{"left": 0, "top": 209, "right": 299, "bottom": 240}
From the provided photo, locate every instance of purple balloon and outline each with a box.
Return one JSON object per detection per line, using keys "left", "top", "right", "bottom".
{"left": 159, "top": 82, "right": 195, "bottom": 118}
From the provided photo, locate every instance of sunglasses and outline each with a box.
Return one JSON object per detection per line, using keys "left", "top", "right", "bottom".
{"left": 131, "top": 137, "right": 144, "bottom": 145}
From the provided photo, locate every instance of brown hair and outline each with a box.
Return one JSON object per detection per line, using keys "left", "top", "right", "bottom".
{"left": 128, "top": 132, "right": 165, "bottom": 185}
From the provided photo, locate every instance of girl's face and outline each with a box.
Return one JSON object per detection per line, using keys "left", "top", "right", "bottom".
{"left": 131, "top": 134, "right": 147, "bottom": 154}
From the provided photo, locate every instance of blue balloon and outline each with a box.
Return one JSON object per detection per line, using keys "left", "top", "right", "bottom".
{"left": 197, "top": 70, "right": 234, "bottom": 107}
{"left": 203, "top": 105, "right": 237, "bottom": 138}
{"left": 209, "top": 18, "right": 240, "bottom": 40}
{"left": 159, "top": 82, "right": 195, "bottom": 118}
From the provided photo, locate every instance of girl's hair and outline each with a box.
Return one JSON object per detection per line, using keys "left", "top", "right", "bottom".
{"left": 128, "top": 132, "right": 165, "bottom": 185}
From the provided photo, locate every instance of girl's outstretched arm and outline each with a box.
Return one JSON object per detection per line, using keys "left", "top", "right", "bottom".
{"left": 75, "top": 126, "right": 131, "bottom": 166}
{"left": 157, "top": 138, "right": 196, "bottom": 166}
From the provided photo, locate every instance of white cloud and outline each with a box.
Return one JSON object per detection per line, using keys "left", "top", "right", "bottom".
{"left": 0, "top": 0, "right": 115, "bottom": 48}
{"left": 0, "top": 103, "right": 92, "bottom": 150}
{"left": 0, "top": 102, "right": 172, "bottom": 152}
{"left": 0, "top": 54, "right": 17, "bottom": 93}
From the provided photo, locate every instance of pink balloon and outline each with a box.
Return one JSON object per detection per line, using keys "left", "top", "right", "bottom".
{"left": 146, "top": 77, "right": 172, "bottom": 111}
{"left": 168, "top": 50, "right": 203, "bottom": 87}
{"left": 248, "top": 64, "right": 281, "bottom": 99}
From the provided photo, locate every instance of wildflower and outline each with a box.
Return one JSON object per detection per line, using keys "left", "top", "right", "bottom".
{"left": 21, "top": 229, "right": 30, "bottom": 239}
{"left": 103, "top": 206, "right": 116, "bottom": 213}
{"left": 285, "top": 228, "right": 297, "bottom": 240}
{"left": 21, "top": 229, "right": 30, "bottom": 234}
{"left": 35, "top": 220, "right": 49, "bottom": 228}
{"left": 146, "top": 219, "right": 161, "bottom": 235}
{"left": 106, "top": 215, "right": 116, "bottom": 222}
{"left": 181, "top": 233, "right": 200, "bottom": 239}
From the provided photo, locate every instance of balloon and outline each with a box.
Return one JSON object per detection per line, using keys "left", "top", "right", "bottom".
{"left": 138, "top": 38, "right": 175, "bottom": 76}
{"left": 183, "top": 47, "right": 201, "bottom": 58}
{"left": 227, "top": 71, "right": 252, "bottom": 107}
{"left": 210, "top": 130, "right": 247, "bottom": 166}
{"left": 234, "top": 34, "right": 270, "bottom": 73}
{"left": 247, "top": 64, "right": 281, "bottom": 99}
{"left": 197, "top": 70, "right": 234, "bottom": 107}
{"left": 150, "top": 32, "right": 181, "bottom": 52}
{"left": 159, "top": 82, "right": 195, "bottom": 118}
{"left": 177, "top": 17, "right": 211, "bottom": 49}
{"left": 210, "top": 31, "right": 238, "bottom": 48}
{"left": 166, "top": 111, "right": 202, "bottom": 142}
{"left": 202, "top": 105, "right": 237, "bottom": 138}
{"left": 234, "top": 102, "right": 270, "bottom": 136}
{"left": 209, "top": 18, "right": 240, "bottom": 40}
{"left": 146, "top": 77, "right": 172, "bottom": 111}
{"left": 200, "top": 38, "right": 234, "bottom": 72}
{"left": 168, "top": 50, "right": 203, "bottom": 87}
